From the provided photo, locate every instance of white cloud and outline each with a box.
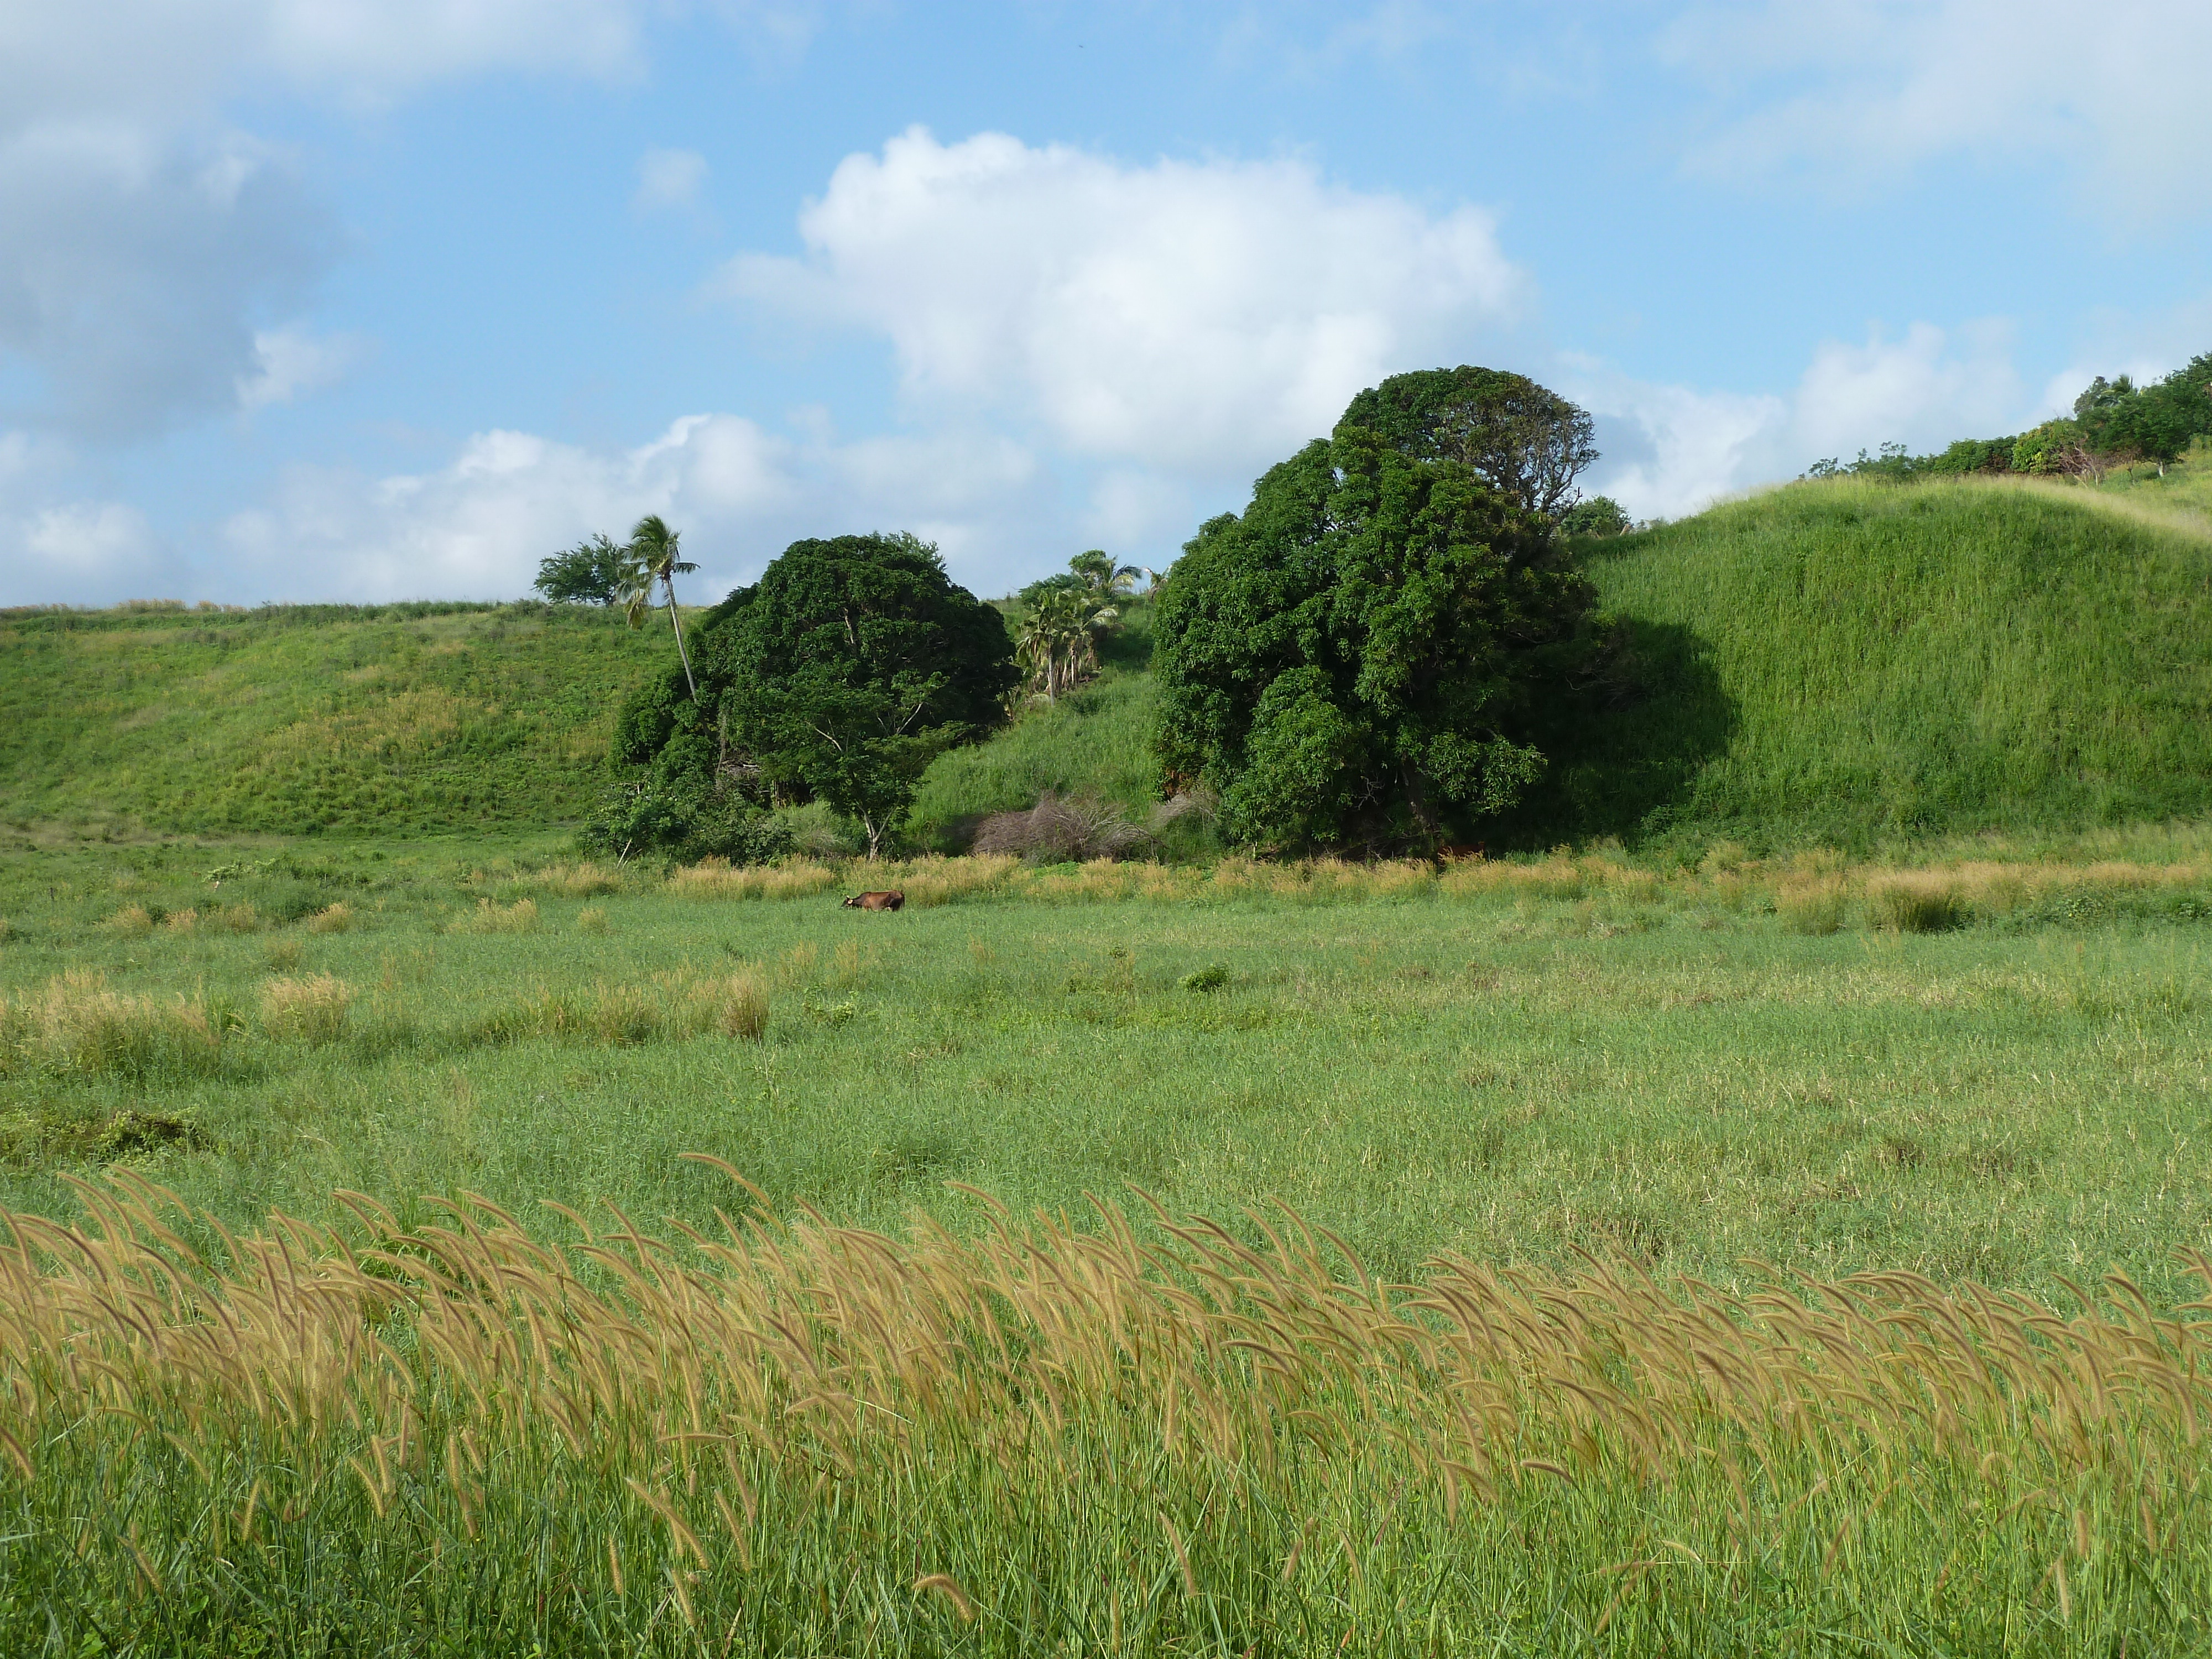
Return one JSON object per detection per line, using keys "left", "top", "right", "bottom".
{"left": 722, "top": 128, "right": 1530, "bottom": 477}
{"left": 0, "top": 498, "right": 184, "bottom": 605}
{"left": 0, "top": 123, "right": 335, "bottom": 438}
{"left": 236, "top": 325, "right": 366, "bottom": 410}
{"left": 217, "top": 413, "right": 1059, "bottom": 602}
{"left": 1569, "top": 319, "right": 2034, "bottom": 519}
{"left": 0, "top": 0, "right": 792, "bottom": 442}
{"left": 1789, "top": 320, "right": 2021, "bottom": 458}
{"left": 1660, "top": 0, "right": 2212, "bottom": 218}
{"left": 634, "top": 147, "right": 709, "bottom": 214}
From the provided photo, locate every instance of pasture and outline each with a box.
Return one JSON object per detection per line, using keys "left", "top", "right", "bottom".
{"left": 3, "top": 829, "right": 2210, "bottom": 1296}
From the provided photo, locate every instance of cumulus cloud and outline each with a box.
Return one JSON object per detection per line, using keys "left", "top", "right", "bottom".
{"left": 1568, "top": 319, "right": 2033, "bottom": 520}
{"left": 0, "top": 125, "right": 337, "bottom": 439}
{"left": 217, "top": 413, "right": 1058, "bottom": 602}
{"left": 722, "top": 128, "right": 1530, "bottom": 477}
{"left": 634, "top": 147, "right": 709, "bottom": 215}
{"left": 235, "top": 325, "right": 366, "bottom": 411}
{"left": 0, "top": 0, "right": 749, "bottom": 442}
{"left": 1660, "top": 0, "right": 2212, "bottom": 218}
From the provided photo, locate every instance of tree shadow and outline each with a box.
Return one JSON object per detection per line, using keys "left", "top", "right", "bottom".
{"left": 1490, "top": 617, "right": 1738, "bottom": 850}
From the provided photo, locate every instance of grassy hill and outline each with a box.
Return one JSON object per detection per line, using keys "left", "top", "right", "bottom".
{"left": 0, "top": 602, "right": 670, "bottom": 836}
{"left": 6, "top": 478, "right": 2208, "bottom": 853}
{"left": 1512, "top": 477, "right": 2212, "bottom": 848}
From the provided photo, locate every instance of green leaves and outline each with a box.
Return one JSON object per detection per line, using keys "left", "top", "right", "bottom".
{"left": 1154, "top": 408, "right": 1602, "bottom": 854}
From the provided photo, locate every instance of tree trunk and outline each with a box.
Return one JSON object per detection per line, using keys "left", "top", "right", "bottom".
{"left": 665, "top": 581, "right": 699, "bottom": 701}
{"left": 862, "top": 813, "right": 885, "bottom": 859}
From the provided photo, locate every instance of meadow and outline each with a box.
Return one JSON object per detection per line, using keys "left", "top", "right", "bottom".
{"left": 1, "top": 824, "right": 2210, "bottom": 1650}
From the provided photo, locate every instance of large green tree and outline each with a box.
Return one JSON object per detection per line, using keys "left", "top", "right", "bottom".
{"left": 612, "top": 532, "right": 1015, "bottom": 860}
{"left": 1153, "top": 413, "right": 1606, "bottom": 854}
{"left": 1339, "top": 366, "right": 1599, "bottom": 520}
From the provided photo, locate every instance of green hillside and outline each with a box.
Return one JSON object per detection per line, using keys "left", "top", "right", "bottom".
{"left": 6, "top": 479, "right": 2208, "bottom": 852}
{"left": 1514, "top": 477, "right": 2212, "bottom": 847}
{"left": 0, "top": 602, "right": 670, "bottom": 835}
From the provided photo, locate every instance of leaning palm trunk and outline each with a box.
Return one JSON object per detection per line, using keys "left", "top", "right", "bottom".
{"left": 664, "top": 578, "right": 698, "bottom": 701}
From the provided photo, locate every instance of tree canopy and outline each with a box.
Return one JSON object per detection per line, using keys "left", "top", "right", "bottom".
{"left": 1152, "top": 406, "right": 1607, "bottom": 854}
{"left": 533, "top": 534, "right": 632, "bottom": 605}
{"left": 608, "top": 531, "right": 1015, "bottom": 860}
{"left": 1338, "top": 366, "right": 1599, "bottom": 520}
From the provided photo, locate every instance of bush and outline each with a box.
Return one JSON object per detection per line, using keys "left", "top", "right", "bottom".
{"left": 970, "top": 794, "right": 1151, "bottom": 863}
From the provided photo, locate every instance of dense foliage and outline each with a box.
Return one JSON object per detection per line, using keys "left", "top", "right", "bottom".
{"left": 603, "top": 533, "right": 1015, "bottom": 859}
{"left": 531, "top": 534, "right": 631, "bottom": 605}
{"left": 1153, "top": 419, "right": 1605, "bottom": 853}
{"left": 1338, "top": 365, "right": 1599, "bottom": 520}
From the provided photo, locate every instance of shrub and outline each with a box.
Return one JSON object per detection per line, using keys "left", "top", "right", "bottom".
{"left": 970, "top": 793, "right": 1151, "bottom": 863}
{"left": 260, "top": 975, "right": 356, "bottom": 1044}
{"left": 1181, "top": 963, "right": 1230, "bottom": 993}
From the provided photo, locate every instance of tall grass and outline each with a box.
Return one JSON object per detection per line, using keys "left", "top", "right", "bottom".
{"left": 1545, "top": 478, "right": 2212, "bottom": 846}
{"left": 2, "top": 1170, "right": 2208, "bottom": 1651}
{"left": 0, "top": 972, "right": 228, "bottom": 1081}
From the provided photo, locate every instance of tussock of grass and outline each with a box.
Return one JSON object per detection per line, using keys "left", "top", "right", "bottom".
{"left": 5, "top": 1171, "right": 2212, "bottom": 1651}
{"left": 103, "top": 904, "right": 154, "bottom": 937}
{"left": 450, "top": 897, "right": 538, "bottom": 935}
{"left": 465, "top": 971, "right": 768, "bottom": 1047}
{"left": 524, "top": 861, "right": 622, "bottom": 898}
{"left": 259, "top": 974, "right": 356, "bottom": 1045}
{"left": 0, "top": 972, "right": 227, "bottom": 1081}
{"left": 162, "top": 906, "right": 199, "bottom": 933}
{"left": 305, "top": 901, "right": 355, "bottom": 934}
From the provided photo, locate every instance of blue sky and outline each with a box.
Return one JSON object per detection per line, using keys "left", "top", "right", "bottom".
{"left": 4, "top": 0, "right": 2209, "bottom": 606}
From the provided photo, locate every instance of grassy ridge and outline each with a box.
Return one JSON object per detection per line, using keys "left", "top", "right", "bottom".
{"left": 1528, "top": 478, "right": 2212, "bottom": 848}
{"left": 0, "top": 603, "right": 669, "bottom": 836}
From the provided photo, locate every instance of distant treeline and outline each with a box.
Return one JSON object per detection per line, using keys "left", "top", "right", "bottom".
{"left": 1, "top": 599, "right": 583, "bottom": 630}
{"left": 1807, "top": 351, "right": 2212, "bottom": 483}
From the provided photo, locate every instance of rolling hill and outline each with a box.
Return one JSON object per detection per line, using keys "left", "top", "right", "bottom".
{"left": 4, "top": 477, "right": 2208, "bottom": 852}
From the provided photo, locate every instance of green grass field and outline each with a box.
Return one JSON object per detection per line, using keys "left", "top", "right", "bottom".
{"left": 6, "top": 479, "right": 2212, "bottom": 1651}
{"left": 0, "top": 601, "right": 667, "bottom": 836}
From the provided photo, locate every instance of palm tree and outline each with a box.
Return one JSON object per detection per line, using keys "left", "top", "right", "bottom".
{"left": 623, "top": 514, "right": 701, "bottom": 701}
{"left": 1068, "top": 549, "right": 1140, "bottom": 605}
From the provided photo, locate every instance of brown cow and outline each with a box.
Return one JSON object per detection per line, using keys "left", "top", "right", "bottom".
{"left": 843, "top": 890, "right": 905, "bottom": 911}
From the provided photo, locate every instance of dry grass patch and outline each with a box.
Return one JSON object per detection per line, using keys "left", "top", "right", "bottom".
{"left": 575, "top": 906, "right": 609, "bottom": 935}
{"left": 306, "top": 901, "right": 355, "bottom": 934}
{"left": 667, "top": 859, "right": 840, "bottom": 902}
{"left": 161, "top": 907, "right": 199, "bottom": 933}
{"left": 260, "top": 974, "right": 356, "bottom": 1044}
{"left": 529, "top": 862, "right": 622, "bottom": 898}
{"left": 0, "top": 971, "right": 226, "bottom": 1080}
{"left": 450, "top": 898, "right": 539, "bottom": 935}
{"left": 103, "top": 904, "right": 154, "bottom": 937}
